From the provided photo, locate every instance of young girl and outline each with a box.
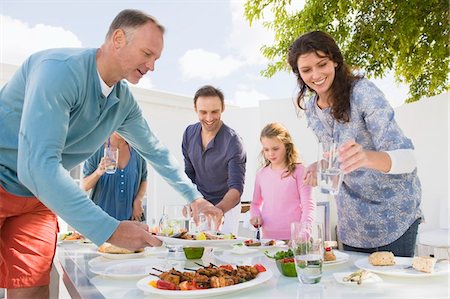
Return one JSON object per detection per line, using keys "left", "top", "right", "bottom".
{"left": 249, "top": 123, "right": 315, "bottom": 240}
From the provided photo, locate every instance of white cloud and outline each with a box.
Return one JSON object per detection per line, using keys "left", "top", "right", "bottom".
{"left": 227, "top": 2, "right": 274, "bottom": 65}
{"left": 233, "top": 88, "right": 270, "bottom": 107}
{"left": 179, "top": 48, "right": 243, "bottom": 79}
{"left": 0, "top": 15, "right": 82, "bottom": 66}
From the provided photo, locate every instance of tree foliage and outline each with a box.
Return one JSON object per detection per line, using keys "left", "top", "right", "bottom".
{"left": 244, "top": 0, "right": 449, "bottom": 102}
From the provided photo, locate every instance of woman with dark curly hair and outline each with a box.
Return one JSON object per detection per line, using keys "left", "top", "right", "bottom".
{"left": 288, "top": 31, "right": 423, "bottom": 257}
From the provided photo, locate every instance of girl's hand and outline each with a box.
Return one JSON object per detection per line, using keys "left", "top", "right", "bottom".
{"left": 303, "top": 162, "right": 318, "bottom": 186}
{"left": 249, "top": 216, "right": 263, "bottom": 227}
{"left": 339, "top": 139, "right": 367, "bottom": 174}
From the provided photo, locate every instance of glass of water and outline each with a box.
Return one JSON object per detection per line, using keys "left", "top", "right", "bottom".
{"left": 159, "top": 204, "right": 192, "bottom": 260}
{"left": 291, "top": 222, "right": 324, "bottom": 284}
{"left": 103, "top": 147, "right": 119, "bottom": 174}
{"left": 159, "top": 204, "right": 191, "bottom": 236}
{"left": 317, "top": 142, "right": 343, "bottom": 195}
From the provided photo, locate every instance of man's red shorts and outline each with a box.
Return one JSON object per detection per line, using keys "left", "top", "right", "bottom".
{"left": 0, "top": 185, "right": 58, "bottom": 288}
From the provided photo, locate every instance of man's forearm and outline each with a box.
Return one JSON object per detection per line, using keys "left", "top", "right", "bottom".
{"left": 215, "top": 188, "right": 241, "bottom": 213}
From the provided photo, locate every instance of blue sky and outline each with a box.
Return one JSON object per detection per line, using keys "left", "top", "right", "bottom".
{"left": 0, "top": 0, "right": 408, "bottom": 107}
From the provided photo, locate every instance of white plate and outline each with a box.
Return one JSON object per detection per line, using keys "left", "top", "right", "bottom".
{"left": 229, "top": 246, "right": 259, "bottom": 255}
{"left": 213, "top": 251, "right": 262, "bottom": 265}
{"left": 90, "top": 258, "right": 166, "bottom": 279}
{"left": 333, "top": 272, "right": 383, "bottom": 285}
{"left": 156, "top": 235, "right": 246, "bottom": 247}
{"left": 136, "top": 269, "right": 272, "bottom": 298}
{"left": 243, "top": 239, "right": 287, "bottom": 250}
{"left": 98, "top": 251, "right": 146, "bottom": 260}
{"left": 354, "top": 257, "right": 450, "bottom": 277}
{"left": 324, "top": 250, "right": 350, "bottom": 265}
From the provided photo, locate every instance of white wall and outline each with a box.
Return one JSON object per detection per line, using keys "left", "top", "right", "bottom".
{"left": 394, "top": 93, "right": 449, "bottom": 233}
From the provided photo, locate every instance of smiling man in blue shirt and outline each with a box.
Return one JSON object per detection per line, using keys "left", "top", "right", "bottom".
{"left": 0, "top": 9, "right": 222, "bottom": 299}
{"left": 182, "top": 85, "right": 247, "bottom": 234}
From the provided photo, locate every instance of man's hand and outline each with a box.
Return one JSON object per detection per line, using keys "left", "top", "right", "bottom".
{"left": 107, "top": 221, "right": 162, "bottom": 250}
{"left": 190, "top": 198, "right": 224, "bottom": 231}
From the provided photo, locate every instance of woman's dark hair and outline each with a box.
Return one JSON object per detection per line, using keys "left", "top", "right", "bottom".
{"left": 287, "top": 31, "right": 361, "bottom": 123}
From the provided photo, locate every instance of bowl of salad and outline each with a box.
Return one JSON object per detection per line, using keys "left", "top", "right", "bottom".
{"left": 265, "top": 249, "right": 297, "bottom": 277}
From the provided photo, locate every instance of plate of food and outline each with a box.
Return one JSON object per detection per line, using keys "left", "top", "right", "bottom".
{"left": 333, "top": 270, "right": 383, "bottom": 285}
{"left": 156, "top": 231, "right": 246, "bottom": 247}
{"left": 97, "top": 243, "right": 146, "bottom": 260}
{"left": 355, "top": 252, "right": 450, "bottom": 277}
{"left": 58, "top": 231, "right": 85, "bottom": 243}
{"left": 136, "top": 264, "right": 271, "bottom": 298}
{"left": 243, "top": 239, "right": 287, "bottom": 250}
{"left": 90, "top": 258, "right": 166, "bottom": 279}
{"left": 323, "top": 249, "right": 350, "bottom": 265}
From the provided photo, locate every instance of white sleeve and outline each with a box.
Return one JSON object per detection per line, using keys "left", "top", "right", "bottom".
{"left": 385, "top": 149, "right": 417, "bottom": 174}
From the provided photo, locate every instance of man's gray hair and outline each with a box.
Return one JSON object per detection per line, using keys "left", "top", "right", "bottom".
{"left": 105, "top": 9, "right": 165, "bottom": 41}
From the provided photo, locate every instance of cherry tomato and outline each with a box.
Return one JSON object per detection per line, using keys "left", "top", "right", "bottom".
{"left": 281, "top": 257, "right": 295, "bottom": 263}
{"left": 254, "top": 264, "right": 267, "bottom": 272}
{"left": 219, "top": 264, "right": 234, "bottom": 271}
{"left": 156, "top": 280, "right": 177, "bottom": 290}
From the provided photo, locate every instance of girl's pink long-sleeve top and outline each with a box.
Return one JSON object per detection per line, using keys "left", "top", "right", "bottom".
{"left": 250, "top": 164, "right": 315, "bottom": 240}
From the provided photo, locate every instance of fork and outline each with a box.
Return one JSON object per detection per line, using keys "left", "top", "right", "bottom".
{"left": 255, "top": 225, "right": 261, "bottom": 242}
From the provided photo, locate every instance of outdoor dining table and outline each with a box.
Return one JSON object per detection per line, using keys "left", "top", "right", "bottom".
{"left": 54, "top": 241, "right": 449, "bottom": 299}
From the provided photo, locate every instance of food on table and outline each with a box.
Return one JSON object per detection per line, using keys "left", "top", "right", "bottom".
{"left": 60, "top": 231, "right": 84, "bottom": 241}
{"left": 169, "top": 231, "right": 236, "bottom": 240}
{"left": 183, "top": 247, "right": 205, "bottom": 259}
{"left": 368, "top": 251, "right": 395, "bottom": 266}
{"left": 149, "top": 263, "right": 266, "bottom": 290}
{"left": 244, "top": 239, "right": 277, "bottom": 247}
{"left": 343, "top": 269, "right": 371, "bottom": 285}
{"left": 98, "top": 243, "right": 144, "bottom": 254}
{"left": 323, "top": 246, "right": 336, "bottom": 262}
{"left": 412, "top": 256, "right": 437, "bottom": 273}
{"left": 244, "top": 239, "right": 261, "bottom": 246}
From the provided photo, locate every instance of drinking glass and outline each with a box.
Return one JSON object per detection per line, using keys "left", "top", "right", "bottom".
{"left": 159, "top": 204, "right": 191, "bottom": 236}
{"left": 317, "top": 142, "right": 343, "bottom": 195}
{"left": 103, "top": 147, "right": 119, "bottom": 174}
{"left": 291, "top": 222, "right": 324, "bottom": 284}
{"left": 159, "top": 204, "right": 191, "bottom": 260}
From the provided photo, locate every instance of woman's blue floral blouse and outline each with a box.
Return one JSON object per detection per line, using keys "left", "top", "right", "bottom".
{"left": 305, "top": 78, "right": 423, "bottom": 248}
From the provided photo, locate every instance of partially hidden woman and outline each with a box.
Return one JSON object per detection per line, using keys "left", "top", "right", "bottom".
{"left": 82, "top": 132, "right": 148, "bottom": 221}
{"left": 288, "top": 30, "right": 423, "bottom": 257}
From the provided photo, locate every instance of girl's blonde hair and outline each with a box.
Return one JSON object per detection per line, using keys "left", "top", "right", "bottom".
{"left": 259, "top": 123, "right": 300, "bottom": 177}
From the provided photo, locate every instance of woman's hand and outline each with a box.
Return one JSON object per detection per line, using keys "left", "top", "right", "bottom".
{"left": 339, "top": 139, "right": 392, "bottom": 173}
{"left": 303, "top": 162, "right": 318, "bottom": 186}
{"left": 131, "top": 199, "right": 144, "bottom": 221}
{"left": 339, "top": 139, "right": 368, "bottom": 174}
{"left": 95, "top": 157, "right": 108, "bottom": 176}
